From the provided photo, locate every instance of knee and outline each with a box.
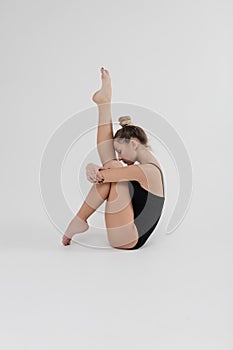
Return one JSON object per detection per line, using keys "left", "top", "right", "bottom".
{"left": 103, "top": 159, "right": 123, "bottom": 169}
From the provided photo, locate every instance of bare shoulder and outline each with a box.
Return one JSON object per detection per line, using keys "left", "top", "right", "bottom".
{"left": 135, "top": 162, "right": 164, "bottom": 197}
{"left": 135, "top": 161, "right": 162, "bottom": 172}
{"left": 137, "top": 162, "right": 163, "bottom": 178}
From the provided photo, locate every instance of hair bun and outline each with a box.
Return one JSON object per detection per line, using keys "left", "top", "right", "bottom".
{"left": 119, "top": 116, "right": 132, "bottom": 127}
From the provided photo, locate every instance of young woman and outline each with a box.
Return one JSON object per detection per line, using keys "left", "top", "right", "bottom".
{"left": 62, "top": 67, "right": 165, "bottom": 250}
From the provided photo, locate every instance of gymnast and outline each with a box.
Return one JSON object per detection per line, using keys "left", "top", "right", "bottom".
{"left": 62, "top": 67, "right": 165, "bottom": 249}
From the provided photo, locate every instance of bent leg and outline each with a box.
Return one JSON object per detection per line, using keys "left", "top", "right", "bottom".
{"left": 62, "top": 161, "right": 121, "bottom": 245}
{"left": 63, "top": 159, "right": 139, "bottom": 249}
{"left": 77, "top": 160, "right": 124, "bottom": 220}
{"left": 103, "top": 160, "right": 139, "bottom": 249}
{"left": 62, "top": 182, "right": 111, "bottom": 246}
{"left": 76, "top": 182, "right": 111, "bottom": 221}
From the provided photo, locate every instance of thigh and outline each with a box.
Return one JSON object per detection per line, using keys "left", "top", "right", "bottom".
{"left": 103, "top": 160, "right": 139, "bottom": 249}
{"left": 97, "top": 139, "right": 117, "bottom": 166}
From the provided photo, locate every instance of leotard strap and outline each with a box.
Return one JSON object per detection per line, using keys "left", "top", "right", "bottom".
{"left": 148, "top": 163, "right": 165, "bottom": 197}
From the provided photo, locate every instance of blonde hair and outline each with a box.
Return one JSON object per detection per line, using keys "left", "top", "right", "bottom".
{"left": 118, "top": 116, "right": 133, "bottom": 127}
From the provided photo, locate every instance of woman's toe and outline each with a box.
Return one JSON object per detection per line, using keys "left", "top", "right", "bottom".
{"left": 101, "top": 68, "right": 110, "bottom": 78}
{"left": 62, "top": 235, "right": 70, "bottom": 245}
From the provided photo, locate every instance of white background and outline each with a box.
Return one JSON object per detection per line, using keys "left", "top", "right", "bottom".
{"left": 0, "top": 0, "right": 232, "bottom": 349}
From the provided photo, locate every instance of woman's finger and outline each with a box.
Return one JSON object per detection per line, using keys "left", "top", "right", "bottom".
{"left": 96, "top": 173, "right": 104, "bottom": 182}
{"left": 88, "top": 176, "right": 96, "bottom": 183}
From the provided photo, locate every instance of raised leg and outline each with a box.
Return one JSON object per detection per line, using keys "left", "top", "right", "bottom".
{"left": 62, "top": 68, "right": 138, "bottom": 248}
{"left": 97, "top": 104, "right": 116, "bottom": 165}
{"left": 92, "top": 68, "right": 116, "bottom": 165}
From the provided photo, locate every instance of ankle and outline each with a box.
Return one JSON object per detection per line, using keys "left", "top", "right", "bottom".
{"left": 75, "top": 214, "right": 87, "bottom": 223}
{"left": 97, "top": 101, "right": 111, "bottom": 108}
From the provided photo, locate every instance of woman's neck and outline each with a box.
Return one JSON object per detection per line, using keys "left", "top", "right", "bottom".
{"left": 136, "top": 147, "right": 159, "bottom": 165}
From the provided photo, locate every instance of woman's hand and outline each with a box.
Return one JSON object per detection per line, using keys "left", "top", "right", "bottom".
{"left": 86, "top": 163, "right": 106, "bottom": 183}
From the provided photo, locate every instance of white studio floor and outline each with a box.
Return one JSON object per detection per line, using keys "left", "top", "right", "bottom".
{"left": 0, "top": 203, "right": 232, "bottom": 350}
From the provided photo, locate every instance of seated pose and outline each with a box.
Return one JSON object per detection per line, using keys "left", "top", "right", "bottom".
{"left": 62, "top": 67, "right": 165, "bottom": 250}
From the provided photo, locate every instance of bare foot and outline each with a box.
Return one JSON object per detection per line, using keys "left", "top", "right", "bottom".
{"left": 92, "top": 67, "right": 112, "bottom": 105}
{"left": 62, "top": 216, "right": 89, "bottom": 246}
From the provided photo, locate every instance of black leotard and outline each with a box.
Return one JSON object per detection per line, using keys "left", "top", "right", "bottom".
{"left": 127, "top": 162, "right": 165, "bottom": 250}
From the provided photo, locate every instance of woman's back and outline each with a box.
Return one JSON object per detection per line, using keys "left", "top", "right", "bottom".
{"left": 127, "top": 163, "right": 165, "bottom": 249}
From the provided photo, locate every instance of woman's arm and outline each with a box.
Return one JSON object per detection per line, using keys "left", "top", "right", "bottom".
{"left": 97, "top": 164, "right": 147, "bottom": 185}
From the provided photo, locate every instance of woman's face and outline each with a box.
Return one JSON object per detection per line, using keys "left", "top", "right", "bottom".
{"left": 113, "top": 139, "right": 136, "bottom": 165}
